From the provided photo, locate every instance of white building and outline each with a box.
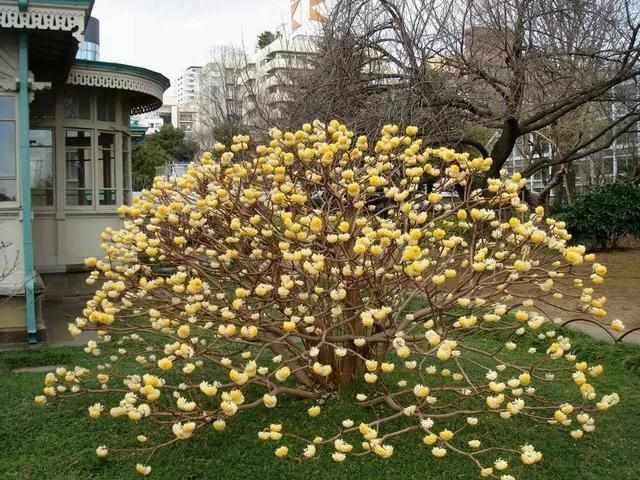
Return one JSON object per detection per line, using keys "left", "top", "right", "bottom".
{"left": 240, "top": 34, "right": 317, "bottom": 129}
{"left": 176, "top": 66, "right": 202, "bottom": 106}
{"left": 132, "top": 96, "right": 176, "bottom": 135}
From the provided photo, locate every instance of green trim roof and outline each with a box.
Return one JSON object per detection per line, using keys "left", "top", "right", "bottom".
{"left": 73, "top": 59, "right": 171, "bottom": 90}
{"left": 69, "top": 59, "right": 170, "bottom": 114}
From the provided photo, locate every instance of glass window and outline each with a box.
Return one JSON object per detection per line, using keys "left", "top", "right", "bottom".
{"left": 0, "top": 96, "right": 16, "bottom": 202}
{"left": 30, "top": 91, "right": 56, "bottom": 122}
{"left": 0, "top": 96, "right": 15, "bottom": 119}
{"left": 63, "top": 89, "right": 91, "bottom": 120}
{"left": 97, "top": 132, "right": 116, "bottom": 205}
{"left": 30, "top": 129, "right": 55, "bottom": 207}
{"left": 65, "top": 129, "right": 93, "bottom": 206}
{"left": 97, "top": 91, "right": 116, "bottom": 122}
{"left": 121, "top": 100, "right": 130, "bottom": 126}
{"left": 122, "top": 134, "right": 131, "bottom": 205}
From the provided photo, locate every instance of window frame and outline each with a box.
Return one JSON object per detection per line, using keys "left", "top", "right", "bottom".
{"left": 64, "top": 127, "right": 95, "bottom": 209}
{"left": 96, "top": 130, "right": 119, "bottom": 208}
{"left": 29, "top": 127, "right": 56, "bottom": 210}
{"left": 0, "top": 94, "right": 18, "bottom": 207}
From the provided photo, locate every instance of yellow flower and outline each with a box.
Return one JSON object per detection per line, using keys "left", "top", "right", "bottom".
{"left": 88, "top": 403, "right": 104, "bottom": 419}
{"left": 564, "top": 249, "right": 584, "bottom": 266}
{"left": 423, "top": 433, "right": 438, "bottom": 445}
{"left": 282, "top": 321, "right": 297, "bottom": 333}
{"left": 275, "top": 367, "right": 291, "bottom": 382}
{"left": 84, "top": 257, "right": 97, "bottom": 268}
{"left": 413, "top": 384, "right": 430, "bottom": 398}
{"left": 308, "top": 405, "right": 321, "bottom": 417}
{"left": 309, "top": 217, "right": 323, "bottom": 233}
{"left": 432, "top": 228, "right": 446, "bottom": 240}
{"left": 402, "top": 246, "right": 422, "bottom": 262}
{"left": 213, "top": 419, "right": 226, "bottom": 431}
{"left": 177, "top": 324, "right": 190, "bottom": 339}
{"left": 611, "top": 319, "right": 625, "bottom": 332}
{"left": 364, "top": 373, "right": 378, "bottom": 384}
{"left": 530, "top": 230, "right": 546, "bottom": 244}
{"left": 518, "top": 372, "right": 531, "bottom": 386}
{"left": 381, "top": 362, "right": 395, "bottom": 373}
{"left": 427, "top": 193, "right": 441, "bottom": 204}
{"left": 432, "top": 447, "right": 447, "bottom": 458}
{"left": 199, "top": 381, "right": 218, "bottom": 397}
{"left": 406, "top": 126, "right": 418, "bottom": 136}
{"left": 135, "top": 464, "right": 152, "bottom": 476}
{"left": 263, "top": 394, "right": 278, "bottom": 408}
{"left": 275, "top": 446, "right": 289, "bottom": 458}
{"left": 347, "top": 183, "right": 361, "bottom": 197}
{"left": 157, "top": 357, "right": 173, "bottom": 371}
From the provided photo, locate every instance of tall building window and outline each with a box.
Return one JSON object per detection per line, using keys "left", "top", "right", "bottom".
{"left": 97, "top": 132, "right": 116, "bottom": 205}
{"left": 30, "top": 129, "right": 55, "bottom": 207}
{"left": 0, "top": 96, "right": 16, "bottom": 203}
{"left": 65, "top": 129, "right": 93, "bottom": 206}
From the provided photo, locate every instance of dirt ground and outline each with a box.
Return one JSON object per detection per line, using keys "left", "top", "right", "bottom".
{"left": 587, "top": 248, "right": 640, "bottom": 330}
{"left": 534, "top": 248, "right": 640, "bottom": 344}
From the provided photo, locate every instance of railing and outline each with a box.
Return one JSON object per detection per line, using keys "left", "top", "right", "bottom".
{"left": 155, "top": 163, "right": 191, "bottom": 179}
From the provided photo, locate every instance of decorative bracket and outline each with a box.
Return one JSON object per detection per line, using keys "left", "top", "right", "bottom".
{"left": 0, "top": 4, "right": 86, "bottom": 42}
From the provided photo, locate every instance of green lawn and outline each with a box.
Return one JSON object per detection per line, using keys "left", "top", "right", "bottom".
{"left": 1, "top": 334, "right": 639, "bottom": 480}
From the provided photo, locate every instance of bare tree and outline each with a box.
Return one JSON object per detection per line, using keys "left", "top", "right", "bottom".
{"left": 194, "top": 46, "right": 252, "bottom": 150}
{"left": 288, "top": 0, "right": 640, "bottom": 203}
{"left": 196, "top": 35, "right": 316, "bottom": 147}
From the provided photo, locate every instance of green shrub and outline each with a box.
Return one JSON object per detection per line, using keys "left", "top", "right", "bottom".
{"left": 557, "top": 182, "right": 640, "bottom": 249}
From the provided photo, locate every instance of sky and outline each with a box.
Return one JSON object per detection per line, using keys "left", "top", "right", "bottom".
{"left": 92, "top": 0, "right": 291, "bottom": 95}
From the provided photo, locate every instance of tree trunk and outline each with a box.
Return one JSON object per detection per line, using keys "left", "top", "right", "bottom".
{"left": 488, "top": 118, "right": 520, "bottom": 179}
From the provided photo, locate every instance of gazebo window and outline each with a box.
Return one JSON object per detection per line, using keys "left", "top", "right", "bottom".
{"left": 123, "top": 134, "right": 132, "bottom": 204}
{"left": 30, "top": 129, "right": 55, "bottom": 207}
{"left": 65, "top": 129, "right": 93, "bottom": 206}
{"left": 63, "top": 89, "right": 91, "bottom": 120}
{"left": 31, "top": 91, "right": 56, "bottom": 122}
{"left": 121, "top": 100, "right": 130, "bottom": 125}
{"left": 0, "top": 96, "right": 17, "bottom": 203}
{"left": 97, "top": 132, "right": 116, "bottom": 205}
{"left": 97, "top": 91, "right": 116, "bottom": 122}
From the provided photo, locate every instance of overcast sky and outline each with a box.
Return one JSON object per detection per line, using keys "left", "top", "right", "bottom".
{"left": 92, "top": 0, "right": 290, "bottom": 94}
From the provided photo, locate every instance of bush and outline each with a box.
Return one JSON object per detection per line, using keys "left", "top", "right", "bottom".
{"left": 34, "top": 121, "right": 626, "bottom": 478}
{"left": 557, "top": 183, "right": 640, "bottom": 249}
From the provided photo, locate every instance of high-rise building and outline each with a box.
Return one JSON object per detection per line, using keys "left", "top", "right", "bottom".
{"left": 241, "top": 34, "right": 317, "bottom": 130}
{"left": 176, "top": 66, "right": 202, "bottom": 106}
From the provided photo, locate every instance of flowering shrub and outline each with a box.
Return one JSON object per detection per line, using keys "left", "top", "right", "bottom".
{"left": 35, "top": 121, "right": 625, "bottom": 478}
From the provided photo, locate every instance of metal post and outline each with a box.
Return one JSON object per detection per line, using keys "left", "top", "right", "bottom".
{"left": 18, "top": 30, "right": 37, "bottom": 343}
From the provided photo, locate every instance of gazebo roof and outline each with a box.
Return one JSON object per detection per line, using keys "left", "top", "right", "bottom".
{"left": 67, "top": 60, "right": 170, "bottom": 114}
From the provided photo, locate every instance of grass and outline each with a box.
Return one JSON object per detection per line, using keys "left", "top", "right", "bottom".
{"left": 1, "top": 332, "right": 640, "bottom": 480}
